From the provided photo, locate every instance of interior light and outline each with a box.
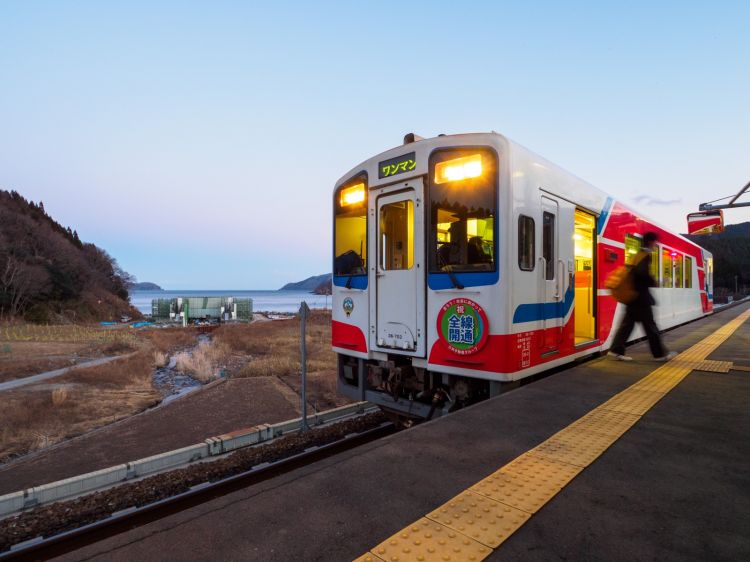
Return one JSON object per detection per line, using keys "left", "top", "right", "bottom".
{"left": 573, "top": 233, "right": 583, "bottom": 241}
{"left": 434, "top": 154, "right": 483, "bottom": 184}
{"left": 340, "top": 183, "right": 365, "bottom": 207}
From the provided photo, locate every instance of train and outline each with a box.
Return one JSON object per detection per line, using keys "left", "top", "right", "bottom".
{"left": 332, "top": 132, "right": 713, "bottom": 420}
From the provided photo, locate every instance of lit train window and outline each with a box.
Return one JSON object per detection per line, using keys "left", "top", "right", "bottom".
{"left": 674, "top": 253, "right": 683, "bottom": 288}
{"left": 624, "top": 234, "right": 641, "bottom": 264}
{"left": 379, "top": 200, "right": 414, "bottom": 270}
{"left": 650, "top": 245, "right": 660, "bottom": 282}
{"left": 662, "top": 248, "right": 673, "bottom": 288}
{"left": 518, "top": 215, "right": 535, "bottom": 271}
{"left": 429, "top": 148, "right": 497, "bottom": 273}
{"left": 685, "top": 256, "right": 693, "bottom": 288}
{"left": 542, "top": 212, "right": 555, "bottom": 280}
{"left": 334, "top": 177, "right": 367, "bottom": 276}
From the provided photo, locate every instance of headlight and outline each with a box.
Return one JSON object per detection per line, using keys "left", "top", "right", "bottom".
{"left": 434, "top": 154, "right": 483, "bottom": 184}
{"left": 339, "top": 183, "right": 366, "bottom": 206}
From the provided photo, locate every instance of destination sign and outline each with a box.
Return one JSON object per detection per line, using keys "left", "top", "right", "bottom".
{"left": 378, "top": 152, "right": 416, "bottom": 179}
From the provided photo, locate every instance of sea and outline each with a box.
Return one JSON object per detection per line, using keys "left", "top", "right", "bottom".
{"left": 129, "top": 290, "right": 331, "bottom": 316}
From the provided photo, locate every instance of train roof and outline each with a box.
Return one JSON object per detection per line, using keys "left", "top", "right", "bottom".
{"left": 334, "top": 131, "right": 710, "bottom": 257}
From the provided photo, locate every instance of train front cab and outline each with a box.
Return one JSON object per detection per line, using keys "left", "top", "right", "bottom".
{"left": 333, "top": 138, "right": 512, "bottom": 420}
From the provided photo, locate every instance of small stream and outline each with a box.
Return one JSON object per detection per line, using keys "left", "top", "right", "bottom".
{"left": 152, "top": 334, "right": 210, "bottom": 404}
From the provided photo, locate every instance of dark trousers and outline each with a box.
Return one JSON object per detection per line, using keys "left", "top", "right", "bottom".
{"left": 610, "top": 304, "right": 666, "bottom": 358}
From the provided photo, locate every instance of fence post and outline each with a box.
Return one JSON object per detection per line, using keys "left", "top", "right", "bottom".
{"left": 299, "top": 301, "right": 310, "bottom": 431}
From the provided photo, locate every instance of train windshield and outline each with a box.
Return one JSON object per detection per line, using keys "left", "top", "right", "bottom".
{"left": 334, "top": 178, "right": 367, "bottom": 276}
{"left": 429, "top": 149, "right": 497, "bottom": 273}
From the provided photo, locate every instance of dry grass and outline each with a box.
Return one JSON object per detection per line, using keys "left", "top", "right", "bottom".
{"left": 215, "top": 311, "right": 335, "bottom": 378}
{"left": 0, "top": 341, "right": 99, "bottom": 383}
{"left": 153, "top": 350, "right": 169, "bottom": 368}
{"left": 142, "top": 328, "right": 201, "bottom": 353}
{"left": 174, "top": 340, "right": 230, "bottom": 383}
{"left": 0, "top": 323, "right": 138, "bottom": 346}
{"left": 0, "top": 351, "right": 160, "bottom": 462}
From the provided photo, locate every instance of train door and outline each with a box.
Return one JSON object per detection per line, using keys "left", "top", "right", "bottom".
{"left": 573, "top": 209, "right": 597, "bottom": 344}
{"left": 540, "top": 196, "right": 560, "bottom": 352}
{"left": 374, "top": 181, "right": 425, "bottom": 355}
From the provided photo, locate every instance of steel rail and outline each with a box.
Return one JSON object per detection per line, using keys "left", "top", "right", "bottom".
{"left": 0, "top": 421, "right": 396, "bottom": 562}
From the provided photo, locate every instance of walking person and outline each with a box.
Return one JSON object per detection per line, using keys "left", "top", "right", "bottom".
{"left": 608, "top": 231, "right": 678, "bottom": 362}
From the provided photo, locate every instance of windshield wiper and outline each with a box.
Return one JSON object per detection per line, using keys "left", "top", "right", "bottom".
{"left": 445, "top": 265, "right": 464, "bottom": 290}
{"left": 437, "top": 250, "right": 464, "bottom": 289}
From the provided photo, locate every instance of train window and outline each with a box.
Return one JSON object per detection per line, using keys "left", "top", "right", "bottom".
{"left": 624, "top": 234, "right": 642, "bottom": 264}
{"left": 685, "top": 256, "right": 693, "bottom": 288}
{"left": 662, "top": 248, "right": 673, "bottom": 288}
{"left": 650, "top": 244, "right": 660, "bottom": 282}
{"left": 429, "top": 148, "right": 497, "bottom": 273}
{"left": 674, "top": 253, "right": 684, "bottom": 288}
{"left": 542, "top": 212, "right": 555, "bottom": 280}
{"left": 518, "top": 215, "right": 535, "bottom": 271}
{"left": 379, "top": 200, "right": 413, "bottom": 270}
{"left": 334, "top": 178, "right": 367, "bottom": 276}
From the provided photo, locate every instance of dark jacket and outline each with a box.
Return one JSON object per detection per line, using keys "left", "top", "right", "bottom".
{"left": 631, "top": 249, "right": 657, "bottom": 307}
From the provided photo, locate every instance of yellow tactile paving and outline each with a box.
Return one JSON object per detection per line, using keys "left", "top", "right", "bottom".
{"left": 566, "top": 407, "right": 640, "bottom": 438}
{"left": 470, "top": 453, "right": 582, "bottom": 513}
{"left": 356, "top": 308, "right": 750, "bottom": 562}
{"left": 426, "top": 490, "right": 531, "bottom": 548}
{"left": 529, "top": 426, "right": 623, "bottom": 467}
{"left": 598, "top": 388, "right": 666, "bottom": 415}
{"left": 370, "top": 517, "right": 492, "bottom": 562}
{"left": 630, "top": 370, "right": 688, "bottom": 393}
{"left": 693, "top": 360, "right": 733, "bottom": 373}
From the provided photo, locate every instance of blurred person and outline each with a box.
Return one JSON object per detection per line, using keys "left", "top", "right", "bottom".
{"left": 608, "top": 231, "right": 678, "bottom": 362}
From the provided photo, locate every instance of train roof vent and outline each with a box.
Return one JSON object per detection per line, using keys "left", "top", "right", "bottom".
{"left": 403, "top": 132, "right": 425, "bottom": 144}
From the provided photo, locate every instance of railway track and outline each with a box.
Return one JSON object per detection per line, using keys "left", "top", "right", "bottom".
{"left": 1, "top": 420, "right": 396, "bottom": 561}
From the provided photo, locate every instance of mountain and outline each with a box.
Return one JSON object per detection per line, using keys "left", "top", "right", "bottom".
{"left": 685, "top": 221, "right": 750, "bottom": 290}
{"left": 0, "top": 190, "right": 140, "bottom": 322}
{"left": 129, "top": 282, "right": 163, "bottom": 291}
{"left": 280, "top": 273, "right": 332, "bottom": 291}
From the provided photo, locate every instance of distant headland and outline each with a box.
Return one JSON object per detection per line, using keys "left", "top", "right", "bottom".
{"left": 129, "top": 282, "right": 163, "bottom": 291}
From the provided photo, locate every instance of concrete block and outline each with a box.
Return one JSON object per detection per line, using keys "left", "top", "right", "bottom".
{"left": 269, "top": 417, "right": 303, "bottom": 437}
{"left": 32, "top": 464, "right": 128, "bottom": 506}
{"left": 129, "top": 443, "right": 209, "bottom": 477}
{"left": 0, "top": 490, "right": 25, "bottom": 517}
{"left": 205, "top": 436, "right": 223, "bottom": 456}
{"left": 220, "top": 426, "right": 263, "bottom": 453}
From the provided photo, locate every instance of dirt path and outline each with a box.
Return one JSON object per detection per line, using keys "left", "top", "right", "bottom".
{"left": 0, "top": 377, "right": 304, "bottom": 494}
{"left": 0, "top": 353, "right": 135, "bottom": 392}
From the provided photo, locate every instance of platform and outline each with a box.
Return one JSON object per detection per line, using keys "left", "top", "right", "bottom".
{"left": 55, "top": 302, "right": 750, "bottom": 561}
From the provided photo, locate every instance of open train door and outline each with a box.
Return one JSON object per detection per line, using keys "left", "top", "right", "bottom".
{"left": 687, "top": 210, "right": 724, "bottom": 235}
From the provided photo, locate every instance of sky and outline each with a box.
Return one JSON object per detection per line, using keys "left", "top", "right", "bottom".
{"left": 1, "top": 1, "right": 748, "bottom": 289}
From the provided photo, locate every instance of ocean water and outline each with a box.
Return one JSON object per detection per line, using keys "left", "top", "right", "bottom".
{"left": 129, "top": 290, "right": 331, "bottom": 315}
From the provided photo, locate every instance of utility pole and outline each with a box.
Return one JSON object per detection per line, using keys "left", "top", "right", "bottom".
{"left": 299, "top": 301, "right": 310, "bottom": 431}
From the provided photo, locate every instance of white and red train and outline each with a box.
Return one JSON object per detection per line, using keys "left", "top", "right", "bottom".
{"left": 332, "top": 132, "right": 713, "bottom": 419}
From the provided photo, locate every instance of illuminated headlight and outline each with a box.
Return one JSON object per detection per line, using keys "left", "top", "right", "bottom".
{"left": 340, "top": 183, "right": 366, "bottom": 206}
{"left": 434, "top": 154, "right": 483, "bottom": 184}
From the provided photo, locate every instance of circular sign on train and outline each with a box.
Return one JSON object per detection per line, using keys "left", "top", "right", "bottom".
{"left": 437, "top": 298, "right": 489, "bottom": 355}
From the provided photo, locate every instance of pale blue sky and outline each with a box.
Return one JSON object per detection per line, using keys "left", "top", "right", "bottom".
{"left": 1, "top": 1, "right": 748, "bottom": 289}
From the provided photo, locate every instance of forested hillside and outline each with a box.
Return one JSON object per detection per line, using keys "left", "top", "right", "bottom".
{"left": 0, "top": 190, "right": 139, "bottom": 322}
{"left": 686, "top": 221, "right": 750, "bottom": 291}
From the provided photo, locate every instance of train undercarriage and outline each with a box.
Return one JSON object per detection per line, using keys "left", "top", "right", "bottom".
{"left": 337, "top": 354, "right": 514, "bottom": 424}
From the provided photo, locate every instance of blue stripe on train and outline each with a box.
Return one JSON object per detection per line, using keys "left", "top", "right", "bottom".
{"left": 333, "top": 275, "right": 368, "bottom": 290}
{"left": 597, "top": 196, "right": 614, "bottom": 236}
{"left": 512, "top": 285, "right": 575, "bottom": 324}
{"left": 427, "top": 269, "right": 499, "bottom": 290}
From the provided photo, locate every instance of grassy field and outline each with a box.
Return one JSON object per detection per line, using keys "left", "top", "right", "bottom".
{"left": 0, "top": 326, "right": 201, "bottom": 462}
{"left": 0, "top": 352, "right": 160, "bottom": 461}
{"left": 0, "top": 314, "right": 338, "bottom": 463}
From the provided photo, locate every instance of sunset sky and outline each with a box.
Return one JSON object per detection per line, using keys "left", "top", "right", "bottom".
{"left": 1, "top": 1, "right": 748, "bottom": 289}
